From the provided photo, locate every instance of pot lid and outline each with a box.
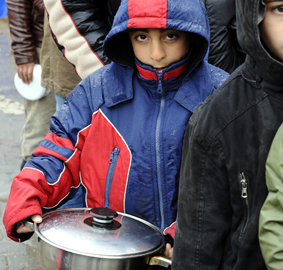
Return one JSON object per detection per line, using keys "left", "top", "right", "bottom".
{"left": 35, "top": 208, "right": 164, "bottom": 259}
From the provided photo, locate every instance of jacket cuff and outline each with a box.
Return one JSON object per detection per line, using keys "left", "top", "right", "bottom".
{"left": 11, "top": 217, "right": 34, "bottom": 242}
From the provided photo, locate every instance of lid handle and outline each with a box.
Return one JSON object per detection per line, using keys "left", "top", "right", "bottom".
{"left": 87, "top": 208, "right": 121, "bottom": 230}
{"left": 90, "top": 207, "right": 118, "bottom": 224}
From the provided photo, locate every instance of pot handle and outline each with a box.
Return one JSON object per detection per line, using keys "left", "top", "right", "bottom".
{"left": 23, "top": 221, "right": 34, "bottom": 231}
{"left": 148, "top": 256, "right": 172, "bottom": 268}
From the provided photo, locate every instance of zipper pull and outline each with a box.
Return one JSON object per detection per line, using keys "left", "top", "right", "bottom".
{"left": 109, "top": 152, "right": 114, "bottom": 163}
{"left": 157, "top": 73, "right": 163, "bottom": 94}
{"left": 240, "top": 172, "right": 248, "bottom": 199}
{"left": 109, "top": 148, "right": 120, "bottom": 163}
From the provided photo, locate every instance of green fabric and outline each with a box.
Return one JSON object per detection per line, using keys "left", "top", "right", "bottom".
{"left": 259, "top": 123, "right": 283, "bottom": 270}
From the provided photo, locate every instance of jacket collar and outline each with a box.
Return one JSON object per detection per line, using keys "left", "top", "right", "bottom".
{"left": 134, "top": 55, "right": 190, "bottom": 96}
{"left": 135, "top": 58, "right": 189, "bottom": 82}
{"left": 103, "top": 57, "right": 215, "bottom": 113}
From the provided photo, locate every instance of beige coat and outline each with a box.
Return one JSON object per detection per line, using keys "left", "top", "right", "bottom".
{"left": 40, "top": 13, "right": 81, "bottom": 98}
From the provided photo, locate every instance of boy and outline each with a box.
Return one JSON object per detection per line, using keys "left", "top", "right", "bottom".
{"left": 3, "top": 0, "right": 227, "bottom": 252}
{"left": 172, "top": 0, "right": 283, "bottom": 269}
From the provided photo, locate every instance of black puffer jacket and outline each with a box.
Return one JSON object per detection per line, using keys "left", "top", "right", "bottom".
{"left": 172, "top": 0, "right": 283, "bottom": 269}
{"left": 202, "top": 0, "right": 245, "bottom": 73}
{"left": 43, "top": 0, "right": 121, "bottom": 79}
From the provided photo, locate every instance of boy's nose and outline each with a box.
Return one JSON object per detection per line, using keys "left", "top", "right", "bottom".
{"left": 150, "top": 41, "right": 165, "bottom": 61}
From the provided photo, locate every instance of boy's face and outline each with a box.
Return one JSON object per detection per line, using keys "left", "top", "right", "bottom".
{"left": 129, "top": 28, "right": 190, "bottom": 71}
{"left": 260, "top": 0, "right": 283, "bottom": 62}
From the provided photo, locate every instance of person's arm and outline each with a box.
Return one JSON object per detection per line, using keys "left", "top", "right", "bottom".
{"left": 259, "top": 124, "right": 283, "bottom": 270}
{"left": 3, "top": 76, "right": 96, "bottom": 242}
{"left": 172, "top": 118, "right": 232, "bottom": 269}
{"left": 6, "top": 0, "right": 40, "bottom": 65}
{"left": 43, "top": 0, "right": 120, "bottom": 79}
{"left": 6, "top": 0, "right": 43, "bottom": 84}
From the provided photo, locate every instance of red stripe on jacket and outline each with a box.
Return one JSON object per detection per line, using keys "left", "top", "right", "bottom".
{"left": 80, "top": 110, "right": 131, "bottom": 212}
{"left": 128, "top": 0, "right": 167, "bottom": 29}
{"left": 136, "top": 62, "right": 189, "bottom": 81}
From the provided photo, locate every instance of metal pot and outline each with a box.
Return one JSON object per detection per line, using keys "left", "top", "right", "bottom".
{"left": 30, "top": 207, "right": 171, "bottom": 270}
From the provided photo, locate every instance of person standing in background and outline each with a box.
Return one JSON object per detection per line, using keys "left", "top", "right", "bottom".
{"left": 40, "top": 12, "right": 81, "bottom": 111}
{"left": 6, "top": 0, "right": 56, "bottom": 170}
{"left": 202, "top": 0, "right": 245, "bottom": 73}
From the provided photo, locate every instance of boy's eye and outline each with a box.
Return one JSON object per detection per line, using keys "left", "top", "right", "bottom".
{"left": 274, "top": 5, "right": 283, "bottom": 13}
{"left": 165, "top": 33, "right": 178, "bottom": 40}
{"left": 136, "top": 35, "right": 148, "bottom": 41}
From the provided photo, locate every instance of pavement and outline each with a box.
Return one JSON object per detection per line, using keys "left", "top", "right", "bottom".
{"left": 0, "top": 17, "right": 44, "bottom": 270}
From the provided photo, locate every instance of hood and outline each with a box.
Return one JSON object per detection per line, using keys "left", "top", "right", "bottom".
{"left": 236, "top": 0, "right": 283, "bottom": 83}
{"left": 104, "top": 0, "right": 210, "bottom": 71}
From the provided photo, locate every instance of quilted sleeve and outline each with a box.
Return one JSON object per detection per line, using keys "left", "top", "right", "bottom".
{"left": 43, "top": 0, "right": 120, "bottom": 79}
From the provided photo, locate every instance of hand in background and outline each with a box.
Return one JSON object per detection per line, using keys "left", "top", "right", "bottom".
{"left": 17, "top": 62, "right": 34, "bottom": 84}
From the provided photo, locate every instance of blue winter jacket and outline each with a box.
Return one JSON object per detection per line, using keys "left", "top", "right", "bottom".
{"left": 4, "top": 0, "right": 228, "bottom": 242}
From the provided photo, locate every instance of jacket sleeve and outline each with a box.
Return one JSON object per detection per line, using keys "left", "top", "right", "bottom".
{"left": 3, "top": 76, "right": 99, "bottom": 242}
{"left": 259, "top": 124, "right": 283, "bottom": 270}
{"left": 172, "top": 117, "right": 232, "bottom": 269}
{"left": 202, "top": 0, "right": 245, "bottom": 73}
{"left": 6, "top": 0, "right": 42, "bottom": 65}
{"left": 43, "top": 0, "right": 120, "bottom": 79}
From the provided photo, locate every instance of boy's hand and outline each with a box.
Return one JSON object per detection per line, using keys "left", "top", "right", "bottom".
{"left": 163, "top": 243, "right": 173, "bottom": 257}
{"left": 16, "top": 214, "right": 42, "bottom": 234}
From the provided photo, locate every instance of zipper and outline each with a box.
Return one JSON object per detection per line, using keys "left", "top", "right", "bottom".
{"left": 240, "top": 172, "right": 249, "bottom": 234}
{"left": 104, "top": 147, "right": 120, "bottom": 208}
{"left": 156, "top": 72, "right": 165, "bottom": 229}
{"left": 157, "top": 73, "right": 163, "bottom": 94}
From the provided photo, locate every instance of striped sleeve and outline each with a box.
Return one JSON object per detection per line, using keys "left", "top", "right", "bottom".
{"left": 43, "top": 0, "right": 110, "bottom": 78}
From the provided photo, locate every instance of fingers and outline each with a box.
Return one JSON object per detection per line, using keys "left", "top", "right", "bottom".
{"left": 31, "top": 214, "right": 42, "bottom": 224}
{"left": 16, "top": 63, "right": 35, "bottom": 84}
{"left": 16, "top": 214, "right": 42, "bottom": 234}
{"left": 16, "top": 223, "right": 33, "bottom": 234}
{"left": 163, "top": 243, "right": 173, "bottom": 257}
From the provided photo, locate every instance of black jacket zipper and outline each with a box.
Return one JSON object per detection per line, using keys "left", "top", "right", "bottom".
{"left": 240, "top": 172, "right": 250, "bottom": 235}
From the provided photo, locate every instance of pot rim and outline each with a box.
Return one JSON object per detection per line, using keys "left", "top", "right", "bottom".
{"left": 34, "top": 208, "right": 165, "bottom": 259}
